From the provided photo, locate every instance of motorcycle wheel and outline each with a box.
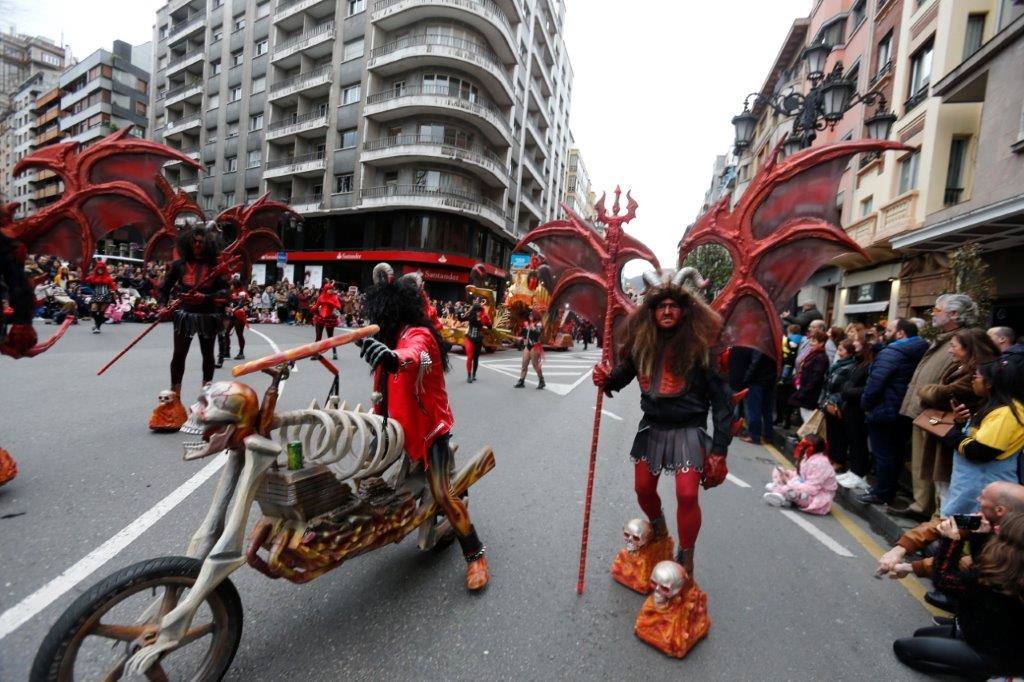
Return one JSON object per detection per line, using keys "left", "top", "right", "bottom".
{"left": 30, "top": 555, "right": 243, "bottom": 682}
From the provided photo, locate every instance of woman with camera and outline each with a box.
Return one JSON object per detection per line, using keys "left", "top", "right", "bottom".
{"left": 893, "top": 512, "right": 1024, "bottom": 678}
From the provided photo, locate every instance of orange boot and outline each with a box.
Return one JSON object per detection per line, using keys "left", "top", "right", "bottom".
{"left": 467, "top": 555, "right": 489, "bottom": 590}
{"left": 0, "top": 448, "right": 17, "bottom": 486}
{"left": 149, "top": 390, "right": 188, "bottom": 432}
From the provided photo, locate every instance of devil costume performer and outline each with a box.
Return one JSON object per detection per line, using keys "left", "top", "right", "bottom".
{"left": 83, "top": 262, "right": 117, "bottom": 334}
{"left": 460, "top": 299, "right": 490, "bottom": 383}
{"left": 312, "top": 281, "right": 341, "bottom": 360}
{"left": 514, "top": 313, "right": 545, "bottom": 389}
{"left": 149, "top": 223, "right": 228, "bottom": 432}
{"left": 219, "top": 273, "right": 248, "bottom": 364}
{"left": 359, "top": 267, "right": 490, "bottom": 590}
{"left": 594, "top": 271, "right": 732, "bottom": 578}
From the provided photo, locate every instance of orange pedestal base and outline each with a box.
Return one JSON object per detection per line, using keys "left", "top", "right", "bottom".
{"left": 148, "top": 396, "right": 188, "bottom": 432}
{"left": 611, "top": 535, "right": 674, "bottom": 594}
{"left": 0, "top": 448, "right": 17, "bottom": 486}
{"left": 634, "top": 583, "right": 711, "bottom": 659}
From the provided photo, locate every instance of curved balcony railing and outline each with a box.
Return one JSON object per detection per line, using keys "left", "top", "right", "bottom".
{"left": 168, "top": 49, "right": 204, "bottom": 70}
{"left": 269, "top": 65, "right": 332, "bottom": 94}
{"left": 163, "top": 79, "right": 203, "bottom": 102}
{"left": 360, "top": 183, "right": 502, "bottom": 214}
{"left": 164, "top": 114, "right": 203, "bottom": 134}
{"left": 273, "top": 22, "right": 335, "bottom": 56}
{"left": 372, "top": 0, "right": 511, "bottom": 33}
{"left": 371, "top": 33, "right": 500, "bottom": 65}
{"left": 267, "top": 109, "right": 329, "bottom": 133}
{"left": 266, "top": 150, "right": 326, "bottom": 169}
{"left": 365, "top": 84, "right": 509, "bottom": 133}
{"left": 363, "top": 134, "right": 507, "bottom": 179}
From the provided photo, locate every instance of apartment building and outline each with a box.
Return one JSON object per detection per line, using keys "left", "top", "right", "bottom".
{"left": 29, "top": 85, "right": 65, "bottom": 212}
{"left": 5, "top": 73, "right": 57, "bottom": 217}
{"left": 0, "top": 32, "right": 66, "bottom": 120}
{"left": 59, "top": 41, "right": 151, "bottom": 148}
{"left": 563, "top": 146, "right": 596, "bottom": 224}
{"left": 149, "top": 0, "right": 575, "bottom": 297}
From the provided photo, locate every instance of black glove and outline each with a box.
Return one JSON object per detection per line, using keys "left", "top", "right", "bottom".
{"left": 359, "top": 338, "right": 399, "bottom": 372}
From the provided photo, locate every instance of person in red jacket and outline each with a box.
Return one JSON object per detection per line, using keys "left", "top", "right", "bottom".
{"left": 83, "top": 261, "right": 117, "bottom": 334}
{"left": 358, "top": 268, "right": 490, "bottom": 590}
{"left": 312, "top": 281, "right": 341, "bottom": 360}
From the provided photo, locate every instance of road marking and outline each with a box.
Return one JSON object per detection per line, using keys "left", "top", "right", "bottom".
{"left": 762, "top": 443, "right": 943, "bottom": 614}
{"left": 0, "top": 328, "right": 288, "bottom": 641}
{"left": 0, "top": 453, "right": 228, "bottom": 641}
{"left": 726, "top": 473, "right": 750, "bottom": 488}
{"left": 779, "top": 510, "right": 855, "bottom": 557}
{"left": 249, "top": 327, "right": 295, "bottom": 377}
{"left": 593, "top": 406, "right": 622, "bottom": 421}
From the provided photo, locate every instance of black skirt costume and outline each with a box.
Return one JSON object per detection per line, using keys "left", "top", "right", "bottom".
{"left": 604, "top": 351, "right": 733, "bottom": 474}
{"left": 161, "top": 260, "right": 227, "bottom": 339}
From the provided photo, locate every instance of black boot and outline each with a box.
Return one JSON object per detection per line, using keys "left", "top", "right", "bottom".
{"left": 215, "top": 356, "right": 224, "bottom": 369}
{"left": 536, "top": 375, "right": 545, "bottom": 389}
{"left": 513, "top": 379, "right": 525, "bottom": 388}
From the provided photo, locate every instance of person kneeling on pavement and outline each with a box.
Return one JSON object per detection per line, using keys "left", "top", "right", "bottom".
{"left": 763, "top": 435, "right": 837, "bottom": 515}
{"left": 892, "top": 511, "right": 1024, "bottom": 679}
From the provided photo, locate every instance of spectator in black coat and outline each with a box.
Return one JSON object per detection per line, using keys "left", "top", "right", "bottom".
{"left": 740, "top": 349, "right": 777, "bottom": 445}
{"left": 782, "top": 300, "right": 824, "bottom": 334}
{"left": 836, "top": 338, "right": 873, "bottom": 492}
{"left": 789, "top": 329, "right": 829, "bottom": 422}
{"left": 858, "top": 319, "right": 929, "bottom": 505}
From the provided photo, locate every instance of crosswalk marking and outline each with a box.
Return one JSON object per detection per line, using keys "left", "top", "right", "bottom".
{"left": 480, "top": 348, "right": 603, "bottom": 395}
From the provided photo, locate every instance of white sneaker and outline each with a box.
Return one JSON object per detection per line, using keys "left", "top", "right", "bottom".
{"left": 763, "top": 491, "right": 788, "bottom": 507}
{"left": 836, "top": 471, "right": 853, "bottom": 484}
{"left": 765, "top": 482, "right": 775, "bottom": 492}
{"left": 841, "top": 473, "right": 870, "bottom": 491}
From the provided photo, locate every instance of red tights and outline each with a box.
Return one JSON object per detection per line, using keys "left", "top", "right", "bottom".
{"left": 633, "top": 462, "right": 702, "bottom": 550}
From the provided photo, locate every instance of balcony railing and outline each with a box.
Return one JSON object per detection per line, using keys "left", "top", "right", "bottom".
{"left": 371, "top": 33, "right": 502, "bottom": 67}
{"left": 904, "top": 87, "right": 929, "bottom": 112}
{"left": 266, "top": 150, "right": 326, "bottom": 169}
{"left": 164, "top": 114, "right": 203, "bottom": 134}
{"left": 163, "top": 79, "right": 203, "bottom": 101}
{"left": 365, "top": 84, "right": 508, "bottom": 131}
{"left": 372, "top": 0, "right": 512, "bottom": 32}
{"left": 360, "top": 183, "right": 502, "bottom": 215}
{"left": 267, "top": 109, "right": 329, "bottom": 132}
{"left": 363, "top": 134, "right": 504, "bottom": 170}
{"left": 845, "top": 213, "right": 877, "bottom": 247}
{"left": 167, "top": 49, "right": 204, "bottom": 70}
{"left": 876, "top": 191, "right": 918, "bottom": 239}
{"left": 943, "top": 187, "right": 964, "bottom": 206}
{"left": 269, "top": 65, "right": 331, "bottom": 94}
{"left": 869, "top": 60, "right": 892, "bottom": 87}
{"left": 272, "top": 22, "right": 335, "bottom": 56}
{"left": 168, "top": 13, "right": 205, "bottom": 41}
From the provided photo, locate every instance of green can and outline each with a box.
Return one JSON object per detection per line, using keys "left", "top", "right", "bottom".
{"left": 286, "top": 441, "right": 304, "bottom": 470}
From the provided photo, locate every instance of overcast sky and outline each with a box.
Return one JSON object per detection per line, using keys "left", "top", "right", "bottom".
{"left": 11, "top": 0, "right": 813, "bottom": 268}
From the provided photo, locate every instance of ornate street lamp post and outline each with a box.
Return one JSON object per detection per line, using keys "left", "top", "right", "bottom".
{"left": 731, "top": 42, "right": 897, "bottom": 154}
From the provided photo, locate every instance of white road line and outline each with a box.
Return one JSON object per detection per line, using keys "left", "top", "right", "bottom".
{"left": 593, "top": 406, "right": 623, "bottom": 421}
{"left": 0, "top": 453, "right": 228, "bottom": 641}
{"left": 779, "top": 510, "right": 855, "bottom": 557}
{"left": 726, "top": 473, "right": 750, "bottom": 488}
{"left": 0, "top": 328, "right": 288, "bottom": 641}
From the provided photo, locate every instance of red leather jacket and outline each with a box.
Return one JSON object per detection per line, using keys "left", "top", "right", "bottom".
{"left": 374, "top": 325, "right": 454, "bottom": 465}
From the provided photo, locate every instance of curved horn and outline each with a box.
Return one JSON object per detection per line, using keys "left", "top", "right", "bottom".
{"left": 672, "top": 266, "right": 708, "bottom": 290}
{"left": 641, "top": 270, "right": 662, "bottom": 288}
{"left": 372, "top": 262, "right": 394, "bottom": 285}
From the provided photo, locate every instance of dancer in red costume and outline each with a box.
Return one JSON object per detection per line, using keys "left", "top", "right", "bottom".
{"left": 83, "top": 261, "right": 117, "bottom": 334}
{"left": 218, "top": 273, "right": 248, "bottom": 365}
{"left": 312, "top": 281, "right": 341, "bottom": 361}
{"left": 358, "top": 267, "right": 490, "bottom": 590}
{"left": 593, "top": 271, "right": 733, "bottom": 578}
{"left": 460, "top": 297, "right": 491, "bottom": 383}
{"left": 149, "top": 223, "right": 227, "bottom": 431}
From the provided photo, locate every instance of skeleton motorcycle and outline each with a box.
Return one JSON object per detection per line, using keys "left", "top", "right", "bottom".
{"left": 31, "top": 327, "right": 495, "bottom": 681}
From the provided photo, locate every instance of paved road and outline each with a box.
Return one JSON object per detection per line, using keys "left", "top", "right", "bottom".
{"left": 1, "top": 322, "right": 932, "bottom": 680}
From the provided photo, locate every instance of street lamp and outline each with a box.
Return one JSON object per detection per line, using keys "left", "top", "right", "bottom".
{"left": 802, "top": 42, "right": 831, "bottom": 81}
{"left": 865, "top": 107, "right": 897, "bottom": 141}
{"left": 731, "top": 109, "right": 758, "bottom": 150}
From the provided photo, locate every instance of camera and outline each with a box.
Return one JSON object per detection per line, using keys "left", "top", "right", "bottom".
{"left": 952, "top": 514, "right": 983, "bottom": 531}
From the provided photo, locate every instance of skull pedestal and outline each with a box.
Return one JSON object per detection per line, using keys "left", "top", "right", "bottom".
{"left": 610, "top": 518, "right": 673, "bottom": 594}
{"left": 148, "top": 389, "right": 188, "bottom": 432}
{"left": 634, "top": 560, "right": 710, "bottom": 659}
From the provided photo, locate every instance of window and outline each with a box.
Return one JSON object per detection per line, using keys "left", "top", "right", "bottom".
{"left": 203, "top": 194, "right": 215, "bottom": 210}
{"left": 908, "top": 41, "right": 933, "bottom": 101}
{"left": 229, "top": 86, "right": 242, "bottom": 102}
{"left": 392, "top": 80, "right": 406, "bottom": 96}
{"left": 247, "top": 149, "right": 261, "bottom": 168}
{"left": 204, "top": 162, "right": 215, "bottom": 175}
{"left": 249, "top": 113, "right": 263, "bottom": 131}
{"left": 255, "top": 39, "right": 268, "bottom": 56}
{"left": 347, "top": 0, "right": 365, "bottom": 15}
{"left": 208, "top": 93, "right": 220, "bottom": 109}
{"left": 233, "top": 16, "right": 246, "bottom": 32}
{"left": 223, "top": 191, "right": 235, "bottom": 206}
{"left": 860, "top": 196, "right": 873, "bottom": 216}
{"left": 211, "top": 59, "right": 222, "bottom": 75}
{"left": 256, "top": 1, "right": 270, "bottom": 18}
{"left": 212, "top": 0, "right": 223, "bottom": 7}
{"left": 336, "top": 173, "right": 353, "bottom": 193}
{"left": 158, "top": 55, "right": 168, "bottom": 70}
{"left": 850, "top": 0, "right": 867, "bottom": 29}
{"left": 225, "top": 156, "right": 237, "bottom": 172}
{"left": 876, "top": 32, "right": 892, "bottom": 76}
{"left": 231, "top": 50, "right": 244, "bottom": 67}
{"left": 944, "top": 136, "right": 969, "bottom": 205}
{"left": 820, "top": 18, "right": 845, "bottom": 47}
{"left": 251, "top": 76, "right": 265, "bottom": 94}
{"left": 135, "top": 100, "right": 147, "bottom": 116}
{"left": 343, "top": 38, "right": 364, "bottom": 61}
{"left": 964, "top": 13, "right": 986, "bottom": 59}
{"left": 212, "top": 28, "right": 223, "bottom": 42}
{"left": 423, "top": 74, "right": 477, "bottom": 101}
{"left": 898, "top": 151, "right": 919, "bottom": 194}
{"left": 226, "top": 121, "right": 239, "bottom": 137}
{"left": 341, "top": 83, "right": 361, "bottom": 105}
{"left": 340, "top": 128, "right": 357, "bottom": 149}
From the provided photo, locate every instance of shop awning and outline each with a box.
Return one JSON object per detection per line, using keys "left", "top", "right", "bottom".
{"left": 892, "top": 194, "right": 1024, "bottom": 253}
{"left": 843, "top": 301, "right": 891, "bottom": 314}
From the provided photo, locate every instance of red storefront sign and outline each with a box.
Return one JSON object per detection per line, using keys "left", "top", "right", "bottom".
{"left": 260, "top": 249, "right": 506, "bottom": 278}
{"left": 414, "top": 268, "right": 469, "bottom": 284}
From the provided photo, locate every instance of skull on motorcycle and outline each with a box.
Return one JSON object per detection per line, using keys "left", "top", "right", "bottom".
{"left": 650, "top": 560, "right": 689, "bottom": 608}
{"left": 181, "top": 381, "right": 259, "bottom": 460}
{"left": 623, "top": 518, "right": 652, "bottom": 553}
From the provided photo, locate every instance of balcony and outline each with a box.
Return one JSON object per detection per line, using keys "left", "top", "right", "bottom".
{"left": 265, "top": 109, "right": 329, "bottom": 140}
{"left": 519, "top": 191, "right": 543, "bottom": 220}
{"left": 167, "top": 12, "right": 205, "bottom": 45}
{"left": 167, "top": 49, "right": 205, "bottom": 76}
{"left": 35, "top": 127, "right": 64, "bottom": 146}
{"left": 164, "top": 80, "right": 203, "bottom": 106}
{"left": 274, "top": 0, "right": 335, "bottom": 28}
{"left": 180, "top": 182, "right": 199, "bottom": 194}
{"left": 845, "top": 213, "right": 878, "bottom": 248}
{"left": 290, "top": 192, "right": 325, "bottom": 213}
{"left": 268, "top": 65, "right": 332, "bottom": 103}
{"left": 359, "top": 183, "right": 506, "bottom": 232}
{"left": 371, "top": 0, "right": 516, "bottom": 61}
{"left": 521, "top": 153, "right": 543, "bottom": 186}
{"left": 263, "top": 150, "right": 327, "bottom": 178}
{"left": 904, "top": 87, "right": 929, "bottom": 114}
{"left": 163, "top": 114, "right": 203, "bottom": 137}
{"left": 876, "top": 191, "right": 919, "bottom": 241}
{"left": 164, "top": 147, "right": 201, "bottom": 167}
{"left": 329, "top": 192, "right": 357, "bottom": 210}
{"left": 368, "top": 33, "right": 513, "bottom": 104}
{"left": 34, "top": 107, "right": 60, "bottom": 128}
{"left": 362, "top": 135, "right": 509, "bottom": 187}
{"left": 271, "top": 22, "right": 335, "bottom": 67}
{"left": 32, "top": 184, "right": 63, "bottom": 201}
{"left": 364, "top": 84, "right": 511, "bottom": 146}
